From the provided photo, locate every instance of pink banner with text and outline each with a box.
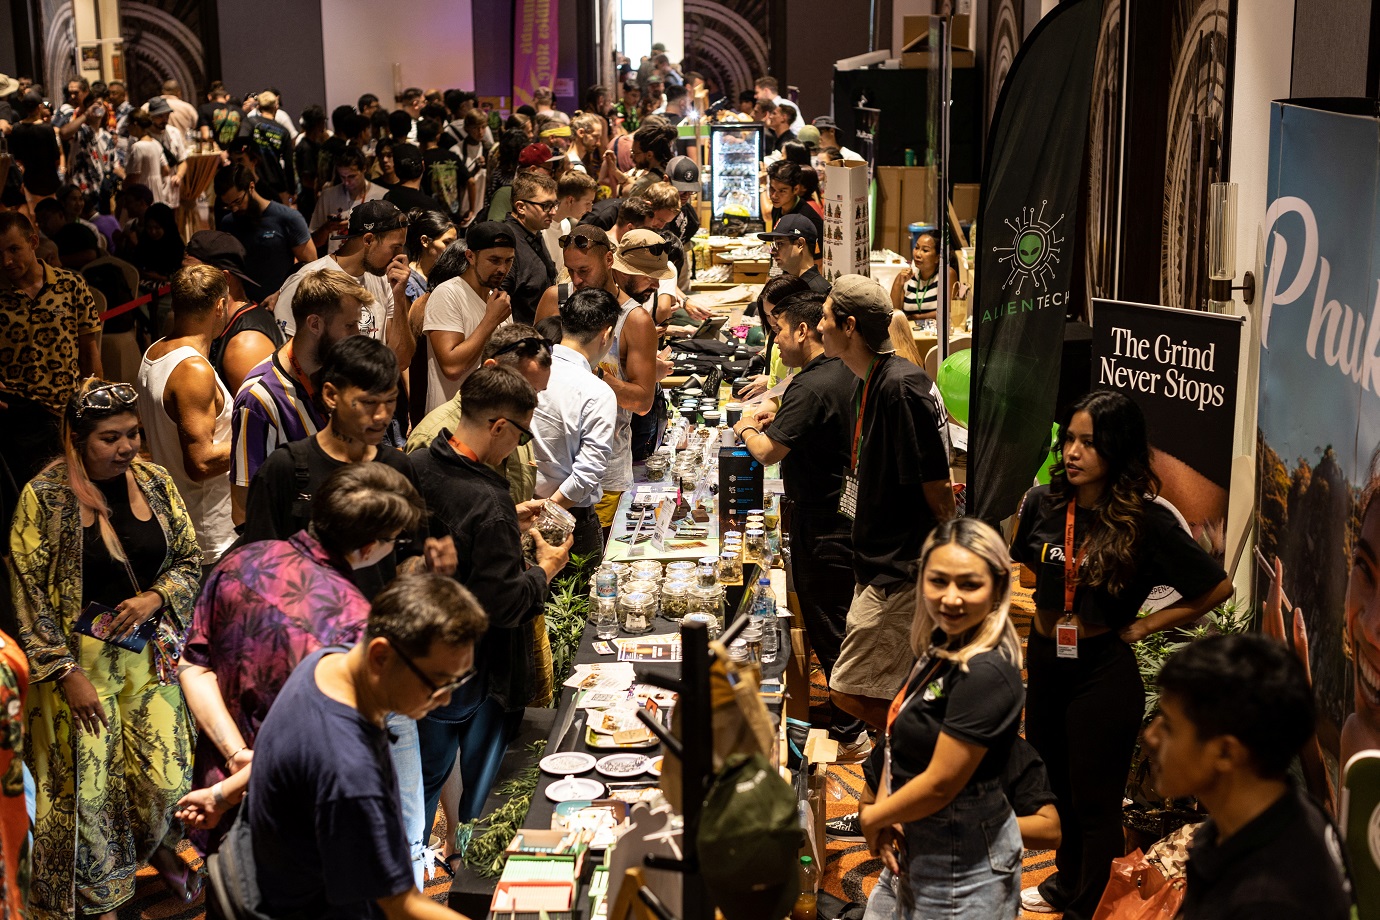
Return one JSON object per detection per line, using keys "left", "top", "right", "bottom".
{"left": 512, "top": 0, "right": 558, "bottom": 109}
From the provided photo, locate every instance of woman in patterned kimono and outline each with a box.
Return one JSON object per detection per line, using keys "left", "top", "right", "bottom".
{"left": 9, "top": 378, "right": 202, "bottom": 920}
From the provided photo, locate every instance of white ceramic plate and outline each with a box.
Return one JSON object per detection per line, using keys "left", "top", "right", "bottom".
{"left": 647, "top": 756, "right": 663, "bottom": 777}
{"left": 596, "top": 753, "right": 651, "bottom": 778}
{"left": 545, "top": 776, "right": 607, "bottom": 803}
{"left": 539, "top": 751, "right": 596, "bottom": 775}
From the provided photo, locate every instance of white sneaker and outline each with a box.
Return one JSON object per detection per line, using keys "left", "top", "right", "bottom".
{"left": 1020, "top": 887, "right": 1058, "bottom": 913}
{"left": 834, "top": 731, "right": 874, "bottom": 764}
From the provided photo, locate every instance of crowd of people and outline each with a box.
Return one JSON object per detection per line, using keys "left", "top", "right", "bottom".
{"left": 0, "top": 59, "right": 1357, "bottom": 920}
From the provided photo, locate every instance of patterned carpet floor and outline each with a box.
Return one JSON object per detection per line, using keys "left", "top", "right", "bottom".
{"left": 121, "top": 584, "right": 1056, "bottom": 920}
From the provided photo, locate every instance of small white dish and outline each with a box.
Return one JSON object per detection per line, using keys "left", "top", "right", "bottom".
{"left": 539, "top": 751, "right": 596, "bottom": 775}
{"left": 596, "top": 753, "right": 651, "bottom": 778}
{"left": 647, "top": 756, "right": 663, "bottom": 777}
{"left": 545, "top": 776, "right": 607, "bottom": 803}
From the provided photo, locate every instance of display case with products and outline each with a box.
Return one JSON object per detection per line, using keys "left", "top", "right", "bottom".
{"left": 709, "top": 123, "right": 765, "bottom": 235}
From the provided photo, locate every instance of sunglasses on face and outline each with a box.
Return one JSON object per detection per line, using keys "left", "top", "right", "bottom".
{"left": 491, "top": 336, "right": 555, "bottom": 360}
{"left": 558, "top": 233, "right": 609, "bottom": 252}
{"left": 620, "top": 240, "right": 671, "bottom": 257}
{"left": 490, "top": 416, "right": 534, "bottom": 446}
{"left": 76, "top": 383, "right": 138, "bottom": 419}
{"left": 388, "top": 639, "right": 477, "bottom": 697}
{"left": 519, "top": 199, "right": 559, "bottom": 213}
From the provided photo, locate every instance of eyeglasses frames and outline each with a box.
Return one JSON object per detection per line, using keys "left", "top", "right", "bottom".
{"left": 76, "top": 383, "right": 138, "bottom": 419}
{"left": 388, "top": 639, "right": 477, "bottom": 697}
{"left": 519, "top": 198, "right": 559, "bottom": 214}
{"left": 490, "top": 336, "right": 555, "bottom": 360}
{"left": 490, "top": 416, "right": 534, "bottom": 446}
{"left": 558, "top": 233, "right": 610, "bottom": 252}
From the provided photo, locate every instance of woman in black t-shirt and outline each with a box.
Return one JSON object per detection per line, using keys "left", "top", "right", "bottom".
{"left": 1011, "top": 391, "right": 1231, "bottom": 919}
{"left": 858, "top": 517, "right": 1025, "bottom": 919}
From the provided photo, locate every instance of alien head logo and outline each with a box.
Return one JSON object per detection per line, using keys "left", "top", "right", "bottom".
{"left": 993, "top": 201, "right": 1066, "bottom": 296}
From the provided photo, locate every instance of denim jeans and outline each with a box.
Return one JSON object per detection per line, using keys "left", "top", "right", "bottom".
{"left": 387, "top": 713, "right": 427, "bottom": 890}
{"left": 862, "top": 778, "right": 1021, "bottom": 920}
{"left": 418, "top": 698, "right": 524, "bottom": 828}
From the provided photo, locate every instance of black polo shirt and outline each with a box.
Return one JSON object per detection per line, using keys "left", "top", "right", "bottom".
{"left": 882, "top": 640, "right": 1023, "bottom": 790}
{"left": 500, "top": 215, "right": 557, "bottom": 325}
{"left": 766, "top": 354, "right": 853, "bottom": 514}
{"left": 851, "top": 355, "right": 950, "bottom": 588}
{"left": 1010, "top": 483, "right": 1226, "bottom": 631}
{"left": 799, "top": 266, "right": 830, "bottom": 294}
{"left": 1180, "top": 787, "right": 1352, "bottom": 920}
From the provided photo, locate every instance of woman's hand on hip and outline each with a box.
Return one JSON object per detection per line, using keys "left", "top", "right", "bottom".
{"left": 59, "top": 669, "right": 109, "bottom": 735}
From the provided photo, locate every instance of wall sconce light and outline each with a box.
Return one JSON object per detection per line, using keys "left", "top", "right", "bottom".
{"left": 1207, "top": 181, "right": 1255, "bottom": 309}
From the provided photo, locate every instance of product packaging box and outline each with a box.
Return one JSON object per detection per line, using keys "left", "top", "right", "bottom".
{"left": 876, "top": 166, "right": 938, "bottom": 257}
{"left": 822, "top": 160, "right": 872, "bottom": 281}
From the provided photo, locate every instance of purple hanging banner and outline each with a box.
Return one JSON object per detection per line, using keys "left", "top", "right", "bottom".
{"left": 513, "top": 0, "right": 559, "bottom": 109}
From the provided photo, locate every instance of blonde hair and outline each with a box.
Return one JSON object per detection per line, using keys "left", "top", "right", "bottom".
{"left": 644, "top": 181, "right": 681, "bottom": 212}
{"left": 909, "top": 517, "right": 1022, "bottom": 671}
{"left": 291, "top": 267, "right": 373, "bottom": 328}
{"left": 52, "top": 378, "right": 141, "bottom": 562}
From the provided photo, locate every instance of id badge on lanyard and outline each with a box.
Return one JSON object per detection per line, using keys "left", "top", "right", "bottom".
{"left": 841, "top": 358, "right": 882, "bottom": 522}
{"left": 1057, "top": 500, "right": 1082, "bottom": 659}
{"left": 881, "top": 657, "right": 943, "bottom": 794}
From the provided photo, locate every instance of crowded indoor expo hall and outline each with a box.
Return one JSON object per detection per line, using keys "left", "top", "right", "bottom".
{"left": 0, "top": 0, "right": 1370, "bottom": 918}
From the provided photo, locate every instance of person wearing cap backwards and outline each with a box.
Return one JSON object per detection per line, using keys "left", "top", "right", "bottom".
{"left": 500, "top": 170, "right": 560, "bottom": 324}
{"left": 272, "top": 199, "right": 413, "bottom": 370}
{"left": 238, "top": 91, "right": 296, "bottom": 204}
{"left": 423, "top": 221, "right": 516, "bottom": 412}
{"left": 215, "top": 163, "right": 316, "bottom": 300}
{"left": 186, "top": 230, "right": 287, "bottom": 394}
{"left": 761, "top": 214, "right": 829, "bottom": 294}
{"left": 818, "top": 274, "right": 955, "bottom": 733}
{"left": 767, "top": 160, "right": 824, "bottom": 258}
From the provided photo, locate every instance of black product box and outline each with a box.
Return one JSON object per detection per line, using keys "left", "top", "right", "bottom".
{"left": 718, "top": 445, "right": 764, "bottom": 535}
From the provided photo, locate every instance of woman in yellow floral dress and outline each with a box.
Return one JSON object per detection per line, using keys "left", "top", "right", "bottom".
{"left": 9, "top": 378, "right": 202, "bottom": 920}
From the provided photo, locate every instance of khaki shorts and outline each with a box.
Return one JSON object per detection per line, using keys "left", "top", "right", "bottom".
{"left": 830, "top": 581, "right": 919, "bottom": 701}
{"left": 596, "top": 490, "right": 623, "bottom": 528}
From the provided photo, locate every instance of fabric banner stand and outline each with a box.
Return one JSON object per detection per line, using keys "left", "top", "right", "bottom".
{"left": 967, "top": 0, "right": 1103, "bottom": 525}
{"left": 1089, "top": 298, "right": 1242, "bottom": 607}
{"left": 512, "top": 0, "right": 559, "bottom": 110}
{"left": 1258, "top": 100, "right": 1380, "bottom": 813}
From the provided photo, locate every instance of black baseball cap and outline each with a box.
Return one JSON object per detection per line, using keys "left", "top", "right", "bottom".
{"left": 466, "top": 220, "right": 517, "bottom": 253}
{"left": 186, "top": 231, "right": 257, "bottom": 288}
{"left": 758, "top": 213, "right": 818, "bottom": 243}
{"left": 345, "top": 200, "right": 408, "bottom": 238}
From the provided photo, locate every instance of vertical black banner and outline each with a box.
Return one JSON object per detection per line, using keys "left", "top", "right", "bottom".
{"left": 968, "top": 0, "right": 1103, "bottom": 524}
{"left": 1091, "top": 299, "right": 1242, "bottom": 562}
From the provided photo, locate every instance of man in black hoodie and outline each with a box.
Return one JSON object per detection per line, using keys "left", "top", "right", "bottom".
{"left": 409, "top": 365, "right": 571, "bottom": 826}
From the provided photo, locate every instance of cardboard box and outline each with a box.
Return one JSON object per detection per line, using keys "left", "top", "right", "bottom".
{"left": 731, "top": 259, "right": 771, "bottom": 284}
{"left": 876, "top": 166, "right": 937, "bottom": 257}
{"left": 953, "top": 183, "right": 980, "bottom": 224}
{"left": 901, "top": 14, "right": 976, "bottom": 69}
{"left": 822, "top": 160, "right": 872, "bottom": 281}
{"left": 785, "top": 628, "right": 810, "bottom": 723}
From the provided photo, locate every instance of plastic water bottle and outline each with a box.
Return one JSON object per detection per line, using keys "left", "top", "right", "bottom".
{"left": 752, "top": 576, "right": 780, "bottom": 663}
{"left": 792, "top": 856, "right": 818, "bottom": 919}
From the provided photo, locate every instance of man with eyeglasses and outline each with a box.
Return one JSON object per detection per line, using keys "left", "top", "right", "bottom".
{"left": 411, "top": 365, "right": 572, "bottom": 829}
{"left": 501, "top": 170, "right": 560, "bottom": 324}
{"left": 215, "top": 164, "right": 316, "bottom": 298}
{"left": 202, "top": 573, "right": 488, "bottom": 920}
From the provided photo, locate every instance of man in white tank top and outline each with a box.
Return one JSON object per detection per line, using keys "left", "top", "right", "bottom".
{"left": 135, "top": 264, "right": 237, "bottom": 569}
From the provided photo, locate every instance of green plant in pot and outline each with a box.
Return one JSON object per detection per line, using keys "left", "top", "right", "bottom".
{"left": 1122, "top": 598, "right": 1251, "bottom": 851}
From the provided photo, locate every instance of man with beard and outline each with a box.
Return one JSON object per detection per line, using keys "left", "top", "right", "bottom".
{"left": 567, "top": 113, "right": 606, "bottom": 175}
{"left": 216, "top": 164, "right": 316, "bottom": 298}
{"left": 534, "top": 226, "right": 670, "bottom": 527}
{"left": 423, "top": 221, "right": 516, "bottom": 412}
{"left": 229, "top": 268, "right": 370, "bottom": 521}
{"left": 500, "top": 171, "right": 558, "bottom": 325}
{"left": 272, "top": 200, "right": 413, "bottom": 369}
{"left": 148, "top": 95, "right": 189, "bottom": 203}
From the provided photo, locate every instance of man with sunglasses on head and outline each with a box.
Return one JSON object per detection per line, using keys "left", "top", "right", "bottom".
{"left": 422, "top": 220, "right": 516, "bottom": 413}
{"left": 202, "top": 573, "right": 488, "bottom": 920}
{"left": 410, "top": 365, "right": 572, "bottom": 830}
{"left": 501, "top": 170, "right": 559, "bottom": 324}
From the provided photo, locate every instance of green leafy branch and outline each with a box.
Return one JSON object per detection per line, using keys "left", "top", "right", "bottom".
{"left": 453, "top": 740, "right": 548, "bottom": 878}
{"left": 545, "top": 553, "right": 598, "bottom": 692}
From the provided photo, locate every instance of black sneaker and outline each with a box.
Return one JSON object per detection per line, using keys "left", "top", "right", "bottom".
{"left": 825, "top": 813, "right": 864, "bottom": 841}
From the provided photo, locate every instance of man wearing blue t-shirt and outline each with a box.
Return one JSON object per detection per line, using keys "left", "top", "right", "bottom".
{"left": 215, "top": 164, "right": 316, "bottom": 297}
{"left": 216, "top": 574, "right": 487, "bottom": 920}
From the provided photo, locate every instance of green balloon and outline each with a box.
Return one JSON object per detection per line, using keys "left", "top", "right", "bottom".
{"left": 1036, "top": 422, "right": 1060, "bottom": 485}
{"left": 936, "top": 349, "right": 972, "bottom": 427}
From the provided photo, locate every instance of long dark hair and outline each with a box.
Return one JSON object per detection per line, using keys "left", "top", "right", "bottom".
{"left": 1048, "top": 390, "right": 1161, "bottom": 596}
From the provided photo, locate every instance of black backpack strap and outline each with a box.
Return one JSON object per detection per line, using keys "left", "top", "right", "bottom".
{"left": 287, "top": 439, "right": 314, "bottom": 536}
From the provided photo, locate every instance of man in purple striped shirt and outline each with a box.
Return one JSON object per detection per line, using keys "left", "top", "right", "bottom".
{"left": 229, "top": 268, "right": 370, "bottom": 522}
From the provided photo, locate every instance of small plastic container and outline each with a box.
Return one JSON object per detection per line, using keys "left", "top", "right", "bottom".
{"left": 696, "top": 556, "right": 720, "bottom": 587}
{"left": 745, "top": 528, "right": 769, "bottom": 564}
{"left": 688, "top": 583, "right": 725, "bottom": 627}
{"left": 721, "top": 530, "right": 742, "bottom": 546}
{"left": 644, "top": 454, "right": 669, "bottom": 481}
{"left": 718, "top": 551, "right": 743, "bottom": 584}
{"left": 682, "top": 611, "right": 721, "bottom": 640}
{"left": 630, "top": 559, "right": 663, "bottom": 582}
{"left": 618, "top": 592, "right": 657, "bottom": 634}
{"left": 533, "top": 501, "right": 576, "bottom": 547}
{"left": 665, "top": 561, "right": 697, "bottom": 581}
{"left": 661, "top": 580, "right": 691, "bottom": 621}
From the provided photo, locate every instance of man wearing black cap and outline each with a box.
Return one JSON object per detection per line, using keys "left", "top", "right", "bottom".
{"left": 216, "top": 164, "right": 316, "bottom": 297}
{"left": 818, "top": 274, "right": 954, "bottom": 733}
{"left": 272, "top": 199, "right": 413, "bottom": 370}
{"left": 760, "top": 214, "right": 828, "bottom": 293}
{"left": 423, "top": 220, "right": 516, "bottom": 412}
{"left": 186, "top": 230, "right": 287, "bottom": 394}
{"left": 665, "top": 155, "right": 701, "bottom": 245}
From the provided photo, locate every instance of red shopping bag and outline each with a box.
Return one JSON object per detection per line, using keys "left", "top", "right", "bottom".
{"left": 1091, "top": 849, "right": 1187, "bottom": 920}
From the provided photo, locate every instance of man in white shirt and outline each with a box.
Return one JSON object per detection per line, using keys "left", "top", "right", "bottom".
{"left": 147, "top": 96, "right": 187, "bottom": 204}
{"left": 157, "top": 79, "right": 200, "bottom": 137}
{"left": 542, "top": 171, "right": 597, "bottom": 280}
{"left": 134, "top": 263, "right": 236, "bottom": 569}
{"left": 755, "top": 76, "right": 805, "bottom": 132}
{"left": 531, "top": 286, "right": 622, "bottom": 561}
{"left": 309, "top": 146, "right": 387, "bottom": 253}
{"left": 273, "top": 200, "right": 413, "bottom": 369}
{"left": 812, "top": 116, "right": 863, "bottom": 161}
{"left": 422, "top": 221, "right": 516, "bottom": 412}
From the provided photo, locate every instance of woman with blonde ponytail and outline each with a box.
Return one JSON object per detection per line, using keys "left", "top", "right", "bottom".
{"left": 8, "top": 377, "right": 203, "bottom": 920}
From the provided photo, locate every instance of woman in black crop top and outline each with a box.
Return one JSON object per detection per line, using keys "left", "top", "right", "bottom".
{"left": 1010, "top": 391, "right": 1232, "bottom": 919}
{"left": 858, "top": 518, "right": 1025, "bottom": 919}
